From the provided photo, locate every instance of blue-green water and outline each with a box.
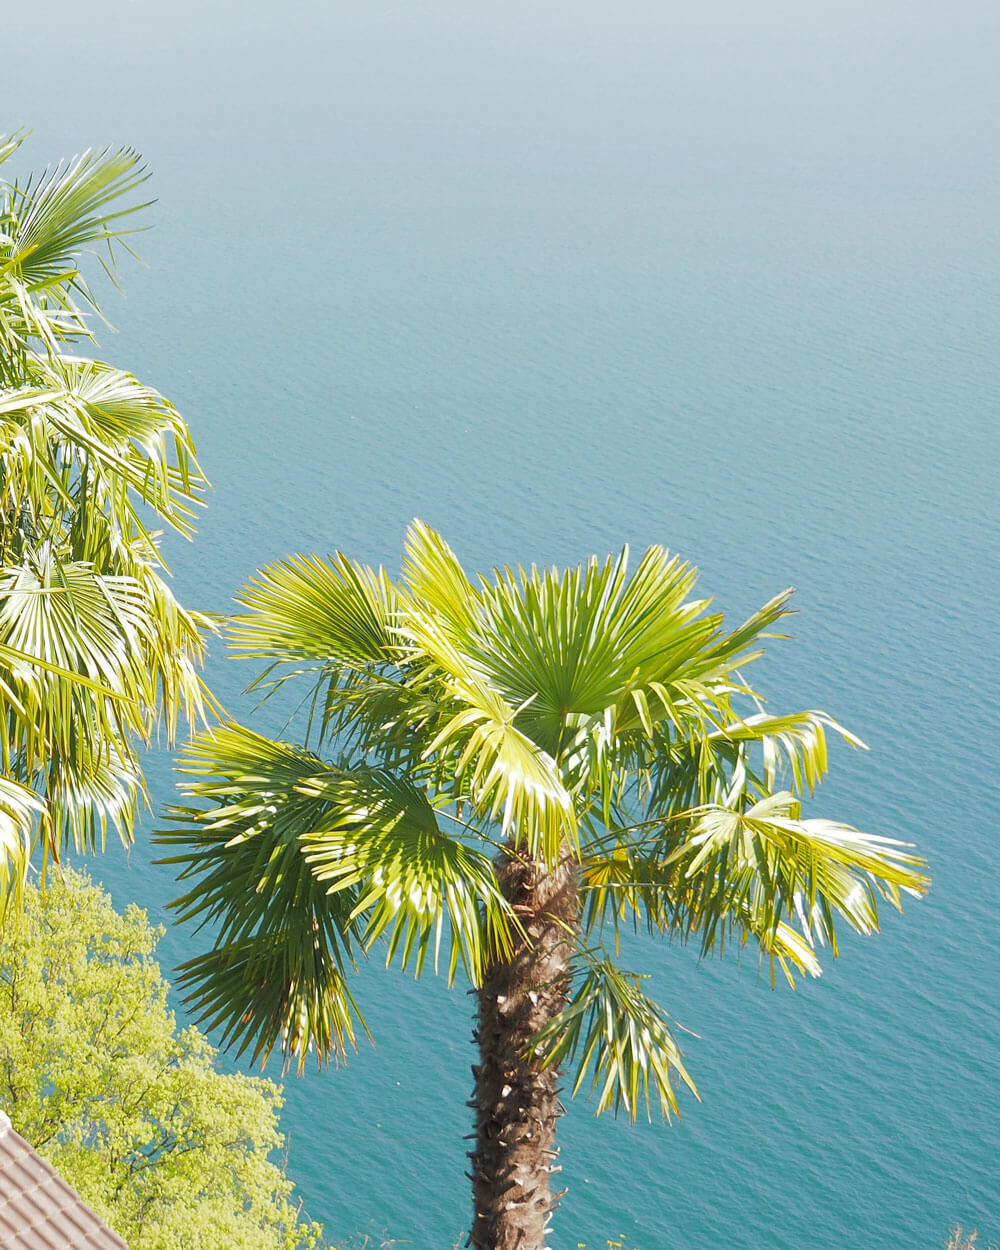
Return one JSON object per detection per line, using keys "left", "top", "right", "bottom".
{"left": 7, "top": 3, "right": 999, "bottom": 1246}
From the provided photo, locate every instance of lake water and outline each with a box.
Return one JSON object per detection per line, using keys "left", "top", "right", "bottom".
{"left": 6, "top": 3, "right": 999, "bottom": 1246}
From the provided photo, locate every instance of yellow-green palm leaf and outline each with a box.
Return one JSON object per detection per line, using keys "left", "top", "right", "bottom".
{"left": 0, "top": 137, "right": 210, "bottom": 893}
{"left": 164, "top": 521, "right": 929, "bottom": 1118}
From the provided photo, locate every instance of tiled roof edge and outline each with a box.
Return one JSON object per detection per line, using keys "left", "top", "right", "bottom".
{"left": 0, "top": 1109, "right": 129, "bottom": 1247}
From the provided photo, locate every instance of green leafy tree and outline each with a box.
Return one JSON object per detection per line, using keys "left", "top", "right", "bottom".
{"left": 0, "top": 133, "right": 210, "bottom": 901}
{"left": 0, "top": 869, "right": 325, "bottom": 1248}
{"left": 160, "top": 522, "right": 929, "bottom": 1250}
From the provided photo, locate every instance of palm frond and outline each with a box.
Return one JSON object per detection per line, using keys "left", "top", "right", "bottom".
{"left": 711, "top": 709, "right": 866, "bottom": 795}
{"left": 675, "top": 791, "right": 930, "bottom": 959}
{"left": 529, "top": 949, "right": 698, "bottom": 1121}
{"left": 420, "top": 671, "right": 575, "bottom": 861}
{"left": 158, "top": 723, "right": 366, "bottom": 1071}
{"left": 0, "top": 137, "right": 210, "bottom": 902}
{"left": 695, "top": 587, "right": 795, "bottom": 669}
{"left": 6, "top": 145, "right": 150, "bottom": 292}
{"left": 578, "top": 835, "right": 826, "bottom": 984}
{"left": 227, "top": 552, "right": 404, "bottom": 753}
{"left": 301, "top": 766, "right": 517, "bottom": 982}
{"left": 0, "top": 775, "right": 44, "bottom": 910}
{"left": 398, "top": 528, "right": 583, "bottom": 859}
{"left": 400, "top": 518, "right": 481, "bottom": 640}
{"left": 42, "top": 740, "right": 142, "bottom": 855}
{"left": 0, "top": 553, "right": 207, "bottom": 852}
{"left": 579, "top": 838, "right": 685, "bottom": 939}
{"left": 0, "top": 133, "right": 26, "bottom": 169}
{"left": 44, "top": 355, "right": 206, "bottom": 532}
{"left": 231, "top": 551, "right": 400, "bottom": 672}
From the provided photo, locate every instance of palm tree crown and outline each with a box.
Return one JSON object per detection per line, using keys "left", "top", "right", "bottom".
{"left": 0, "top": 134, "right": 210, "bottom": 902}
{"left": 161, "top": 521, "right": 928, "bottom": 1249}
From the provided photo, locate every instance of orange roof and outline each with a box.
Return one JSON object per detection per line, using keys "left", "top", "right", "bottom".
{"left": 0, "top": 1111, "right": 128, "bottom": 1249}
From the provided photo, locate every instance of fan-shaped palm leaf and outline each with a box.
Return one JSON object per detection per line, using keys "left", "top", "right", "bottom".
{"left": 301, "top": 766, "right": 517, "bottom": 980}
{"left": 6, "top": 145, "right": 150, "bottom": 289}
{"left": 528, "top": 949, "right": 698, "bottom": 1121}
{"left": 160, "top": 724, "right": 365, "bottom": 1070}
{"left": 0, "top": 136, "right": 210, "bottom": 893}
{"left": 674, "top": 791, "right": 929, "bottom": 958}
{"left": 0, "top": 775, "right": 44, "bottom": 908}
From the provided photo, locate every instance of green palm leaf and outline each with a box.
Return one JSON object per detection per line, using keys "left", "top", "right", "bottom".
{"left": 231, "top": 551, "right": 400, "bottom": 672}
{"left": 160, "top": 723, "right": 366, "bottom": 1070}
{"left": 529, "top": 950, "right": 699, "bottom": 1122}
{"left": 419, "top": 672, "right": 575, "bottom": 861}
{"left": 675, "top": 791, "right": 929, "bottom": 958}
{"left": 0, "top": 137, "right": 211, "bottom": 895}
{"left": 0, "top": 775, "right": 44, "bottom": 909}
{"left": 5, "top": 145, "right": 150, "bottom": 288}
{"left": 711, "top": 708, "right": 867, "bottom": 794}
{"left": 301, "top": 766, "right": 517, "bottom": 981}
{"left": 0, "top": 134, "right": 26, "bottom": 169}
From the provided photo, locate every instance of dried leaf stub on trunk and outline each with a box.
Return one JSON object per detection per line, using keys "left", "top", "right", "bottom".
{"left": 470, "top": 849, "right": 578, "bottom": 1250}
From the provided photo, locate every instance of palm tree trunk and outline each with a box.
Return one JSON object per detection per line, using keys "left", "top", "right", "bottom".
{"left": 469, "top": 845, "right": 579, "bottom": 1250}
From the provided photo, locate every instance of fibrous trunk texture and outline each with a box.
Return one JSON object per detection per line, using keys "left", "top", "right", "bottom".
{"left": 469, "top": 845, "right": 579, "bottom": 1250}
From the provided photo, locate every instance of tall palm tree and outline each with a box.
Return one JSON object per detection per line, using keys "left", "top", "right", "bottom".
{"left": 160, "top": 522, "right": 929, "bottom": 1250}
{"left": 0, "top": 132, "right": 210, "bottom": 902}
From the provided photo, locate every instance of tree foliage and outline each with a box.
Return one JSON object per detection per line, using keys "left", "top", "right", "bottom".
{"left": 0, "top": 869, "right": 325, "bottom": 1250}
{"left": 0, "top": 133, "right": 211, "bottom": 904}
{"left": 160, "top": 523, "right": 929, "bottom": 1246}
{"left": 162, "top": 523, "right": 929, "bottom": 1106}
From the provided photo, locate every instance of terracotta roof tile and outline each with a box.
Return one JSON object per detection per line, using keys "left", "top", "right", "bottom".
{"left": 0, "top": 1111, "right": 128, "bottom": 1249}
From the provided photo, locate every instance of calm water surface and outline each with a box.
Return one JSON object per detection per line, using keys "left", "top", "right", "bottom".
{"left": 6, "top": 3, "right": 999, "bottom": 1246}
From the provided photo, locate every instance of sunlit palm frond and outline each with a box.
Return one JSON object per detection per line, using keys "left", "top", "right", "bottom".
{"left": 439, "top": 541, "right": 706, "bottom": 761}
{"left": 0, "top": 147, "right": 151, "bottom": 370}
{"left": 44, "top": 355, "right": 205, "bottom": 532}
{"left": 464, "top": 552, "right": 632, "bottom": 759}
{"left": 0, "top": 136, "right": 210, "bottom": 901}
{"left": 693, "top": 587, "right": 795, "bottom": 673}
{"left": 0, "top": 561, "right": 146, "bottom": 854}
{"left": 0, "top": 383, "right": 63, "bottom": 416}
{"left": 231, "top": 552, "right": 400, "bottom": 672}
{"left": 159, "top": 723, "right": 366, "bottom": 1071}
{"left": 529, "top": 949, "right": 698, "bottom": 1122}
{"left": 117, "top": 562, "right": 210, "bottom": 738}
{"left": 675, "top": 791, "right": 929, "bottom": 958}
{"left": 421, "top": 674, "right": 575, "bottom": 861}
{"left": 741, "top": 909, "right": 824, "bottom": 984}
{"left": 577, "top": 832, "right": 825, "bottom": 985}
{"left": 0, "top": 555, "right": 148, "bottom": 756}
{"left": 0, "top": 551, "right": 208, "bottom": 853}
{"left": 301, "top": 767, "right": 517, "bottom": 982}
{"left": 399, "top": 528, "right": 581, "bottom": 859}
{"left": 0, "top": 355, "right": 205, "bottom": 559}
{"left": 42, "top": 739, "right": 142, "bottom": 855}
{"left": 579, "top": 837, "right": 686, "bottom": 940}
{"left": 612, "top": 580, "right": 792, "bottom": 739}
{"left": 228, "top": 553, "right": 404, "bottom": 753}
{"left": 0, "top": 133, "right": 26, "bottom": 169}
{"left": 6, "top": 145, "right": 150, "bottom": 291}
{"left": 710, "top": 709, "right": 867, "bottom": 795}
{"left": 0, "top": 775, "right": 43, "bottom": 909}
{"left": 400, "top": 518, "right": 481, "bottom": 641}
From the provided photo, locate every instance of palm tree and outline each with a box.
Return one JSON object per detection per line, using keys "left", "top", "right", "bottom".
{"left": 0, "top": 132, "right": 210, "bottom": 902}
{"left": 160, "top": 522, "right": 929, "bottom": 1250}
